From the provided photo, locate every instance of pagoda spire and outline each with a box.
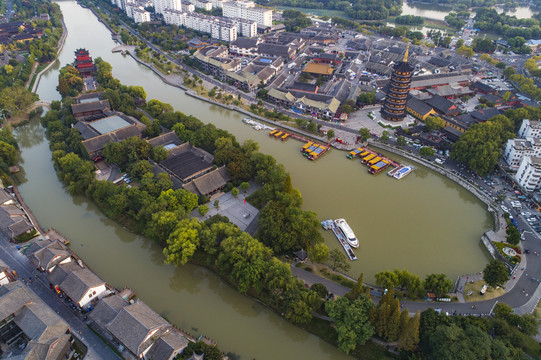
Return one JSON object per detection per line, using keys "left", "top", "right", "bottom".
{"left": 403, "top": 44, "right": 409, "bottom": 63}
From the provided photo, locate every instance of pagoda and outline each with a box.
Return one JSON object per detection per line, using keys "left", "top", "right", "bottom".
{"left": 380, "top": 45, "right": 413, "bottom": 121}
{"left": 74, "top": 48, "right": 96, "bottom": 77}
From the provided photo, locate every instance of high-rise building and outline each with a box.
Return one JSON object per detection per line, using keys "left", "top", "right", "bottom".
{"left": 222, "top": 1, "right": 272, "bottom": 26}
{"left": 153, "top": 0, "right": 182, "bottom": 15}
{"left": 381, "top": 46, "right": 413, "bottom": 121}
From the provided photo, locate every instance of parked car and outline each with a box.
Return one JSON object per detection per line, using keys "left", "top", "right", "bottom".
{"left": 501, "top": 205, "right": 509, "bottom": 212}
{"left": 527, "top": 217, "right": 537, "bottom": 223}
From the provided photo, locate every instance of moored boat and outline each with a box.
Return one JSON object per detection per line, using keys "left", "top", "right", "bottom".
{"left": 334, "top": 218, "right": 359, "bottom": 248}
{"left": 393, "top": 166, "right": 413, "bottom": 179}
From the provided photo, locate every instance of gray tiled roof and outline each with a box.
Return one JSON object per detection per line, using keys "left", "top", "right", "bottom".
{"left": 0, "top": 189, "right": 11, "bottom": 204}
{"left": 0, "top": 282, "right": 32, "bottom": 320}
{"left": 145, "top": 329, "right": 189, "bottom": 360}
{"left": 8, "top": 218, "right": 33, "bottom": 238}
{"left": 60, "top": 267, "right": 105, "bottom": 304}
{"left": 29, "top": 240, "right": 70, "bottom": 272}
{"left": 89, "top": 294, "right": 128, "bottom": 329}
{"left": 46, "top": 261, "right": 83, "bottom": 286}
{"left": 107, "top": 300, "right": 170, "bottom": 356}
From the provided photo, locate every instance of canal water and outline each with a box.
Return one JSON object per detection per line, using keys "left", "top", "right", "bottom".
{"left": 16, "top": 1, "right": 492, "bottom": 358}
{"left": 401, "top": 2, "right": 535, "bottom": 21}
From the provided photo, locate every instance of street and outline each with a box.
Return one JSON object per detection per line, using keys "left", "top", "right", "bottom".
{"left": 0, "top": 231, "right": 121, "bottom": 360}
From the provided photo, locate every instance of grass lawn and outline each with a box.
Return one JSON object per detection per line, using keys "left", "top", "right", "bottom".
{"left": 464, "top": 280, "right": 505, "bottom": 302}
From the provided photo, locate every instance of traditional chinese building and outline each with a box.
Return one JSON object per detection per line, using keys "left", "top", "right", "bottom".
{"left": 74, "top": 48, "right": 96, "bottom": 77}
{"left": 381, "top": 46, "right": 413, "bottom": 121}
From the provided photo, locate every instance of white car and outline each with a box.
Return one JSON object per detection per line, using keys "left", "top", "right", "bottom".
{"left": 527, "top": 217, "right": 537, "bottom": 223}
{"left": 521, "top": 212, "right": 532, "bottom": 217}
{"left": 501, "top": 205, "right": 509, "bottom": 213}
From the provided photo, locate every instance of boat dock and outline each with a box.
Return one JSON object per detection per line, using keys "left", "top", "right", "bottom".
{"left": 321, "top": 220, "right": 357, "bottom": 261}
{"left": 301, "top": 142, "right": 329, "bottom": 160}
{"left": 388, "top": 165, "right": 414, "bottom": 179}
{"left": 348, "top": 147, "right": 400, "bottom": 175}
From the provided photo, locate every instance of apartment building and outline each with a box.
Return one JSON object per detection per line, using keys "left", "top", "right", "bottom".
{"left": 518, "top": 119, "right": 541, "bottom": 139}
{"left": 153, "top": 0, "right": 182, "bottom": 14}
{"left": 191, "top": 0, "right": 212, "bottom": 10}
{"left": 222, "top": 1, "right": 272, "bottom": 26}
{"left": 516, "top": 156, "right": 541, "bottom": 192}
{"left": 503, "top": 138, "right": 541, "bottom": 169}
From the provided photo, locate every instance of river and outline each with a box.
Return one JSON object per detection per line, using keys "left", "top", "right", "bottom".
{"left": 401, "top": 2, "right": 535, "bottom": 21}
{"left": 16, "top": 1, "right": 492, "bottom": 359}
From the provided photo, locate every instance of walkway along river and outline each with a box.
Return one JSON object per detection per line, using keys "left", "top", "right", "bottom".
{"left": 14, "top": 1, "right": 494, "bottom": 358}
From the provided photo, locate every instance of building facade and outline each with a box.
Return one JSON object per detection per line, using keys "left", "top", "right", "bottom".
{"left": 222, "top": 1, "right": 272, "bottom": 26}
{"left": 381, "top": 47, "right": 413, "bottom": 121}
{"left": 516, "top": 156, "right": 541, "bottom": 192}
{"left": 518, "top": 119, "right": 541, "bottom": 139}
{"left": 503, "top": 138, "right": 541, "bottom": 168}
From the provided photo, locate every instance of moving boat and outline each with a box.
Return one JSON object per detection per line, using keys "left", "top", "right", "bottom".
{"left": 334, "top": 218, "right": 359, "bottom": 248}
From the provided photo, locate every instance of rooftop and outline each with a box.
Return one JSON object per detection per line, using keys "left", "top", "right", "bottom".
{"left": 303, "top": 62, "right": 334, "bottom": 76}
{"left": 89, "top": 115, "right": 132, "bottom": 135}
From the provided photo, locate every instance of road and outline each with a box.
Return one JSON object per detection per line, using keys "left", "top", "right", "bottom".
{"left": 0, "top": 231, "right": 121, "bottom": 360}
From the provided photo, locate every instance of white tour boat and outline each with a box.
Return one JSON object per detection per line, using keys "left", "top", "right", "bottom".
{"left": 334, "top": 218, "right": 359, "bottom": 248}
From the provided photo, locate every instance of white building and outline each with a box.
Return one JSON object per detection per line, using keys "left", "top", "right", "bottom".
{"left": 518, "top": 119, "right": 541, "bottom": 139}
{"left": 503, "top": 138, "right": 541, "bottom": 169}
{"left": 163, "top": 8, "right": 187, "bottom": 26}
{"left": 212, "top": 0, "right": 224, "bottom": 8}
{"left": 111, "top": 0, "right": 124, "bottom": 9}
{"left": 235, "top": 18, "right": 257, "bottom": 37}
{"left": 192, "top": 0, "right": 212, "bottom": 10}
{"left": 153, "top": 0, "right": 182, "bottom": 14}
{"left": 516, "top": 156, "right": 541, "bottom": 192}
{"left": 222, "top": 1, "right": 272, "bottom": 26}
{"left": 164, "top": 9, "right": 250, "bottom": 41}
{"left": 133, "top": 7, "right": 151, "bottom": 22}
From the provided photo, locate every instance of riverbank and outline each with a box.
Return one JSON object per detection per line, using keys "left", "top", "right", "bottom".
{"left": 31, "top": 17, "right": 68, "bottom": 94}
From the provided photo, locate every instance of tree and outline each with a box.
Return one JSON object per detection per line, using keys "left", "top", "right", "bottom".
{"left": 451, "top": 115, "right": 514, "bottom": 176}
{"left": 0, "top": 141, "right": 17, "bottom": 166}
{"left": 357, "top": 91, "right": 376, "bottom": 105}
{"left": 483, "top": 260, "right": 509, "bottom": 288}
{"left": 429, "top": 324, "right": 492, "bottom": 360}
{"left": 423, "top": 273, "right": 452, "bottom": 297}
{"left": 456, "top": 45, "right": 474, "bottom": 58}
{"left": 502, "top": 91, "right": 511, "bottom": 103}
{"left": 346, "top": 273, "right": 370, "bottom": 300}
{"left": 358, "top": 128, "right": 371, "bottom": 142}
{"left": 231, "top": 187, "right": 239, "bottom": 197}
{"left": 198, "top": 204, "right": 209, "bottom": 216}
{"left": 399, "top": 311, "right": 420, "bottom": 351}
{"left": 327, "top": 129, "right": 335, "bottom": 139}
{"left": 216, "top": 232, "right": 273, "bottom": 293}
{"left": 308, "top": 242, "right": 329, "bottom": 263}
{"left": 151, "top": 146, "right": 168, "bottom": 162}
{"left": 419, "top": 146, "right": 435, "bottom": 157}
{"left": 213, "top": 199, "right": 220, "bottom": 211}
{"left": 145, "top": 211, "right": 179, "bottom": 245}
{"left": 397, "top": 136, "right": 407, "bottom": 147}
{"left": 425, "top": 116, "right": 444, "bottom": 130}
{"left": 503, "top": 66, "right": 516, "bottom": 78}
{"left": 375, "top": 271, "right": 399, "bottom": 290}
{"left": 239, "top": 181, "right": 250, "bottom": 193}
{"left": 0, "top": 86, "right": 37, "bottom": 116}
{"left": 163, "top": 218, "right": 202, "bottom": 265}
{"left": 381, "top": 131, "right": 390, "bottom": 141}
{"left": 311, "top": 283, "right": 328, "bottom": 298}
{"left": 327, "top": 248, "right": 351, "bottom": 273}
{"left": 325, "top": 296, "right": 375, "bottom": 354}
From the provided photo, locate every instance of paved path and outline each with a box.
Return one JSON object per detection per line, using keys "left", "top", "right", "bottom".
{"left": 12, "top": 184, "right": 44, "bottom": 234}
{"left": 0, "top": 232, "right": 121, "bottom": 359}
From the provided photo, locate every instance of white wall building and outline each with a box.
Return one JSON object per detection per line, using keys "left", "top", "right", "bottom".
{"left": 518, "top": 119, "right": 541, "bottom": 139}
{"left": 222, "top": 1, "right": 272, "bottom": 26}
{"left": 153, "top": 0, "right": 182, "bottom": 14}
{"left": 133, "top": 7, "right": 152, "bottom": 22}
{"left": 516, "top": 156, "right": 541, "bottom": 192}
{"left": 212, "top": 0, "right": 224, "bottom": 8}
{"left": 192, "top": 0, "right": 212, "bottom": 10}
{"left": 163, "top": 9, "right": 254, "bottom": 41}
{"left": 503, "top": 138, "right": 541, "bottom": 169}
